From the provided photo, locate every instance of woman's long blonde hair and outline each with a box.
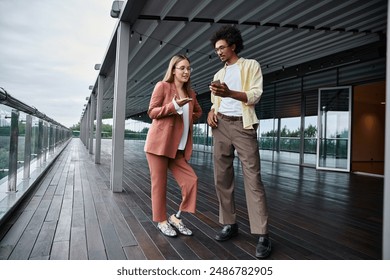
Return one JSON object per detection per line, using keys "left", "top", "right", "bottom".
{"left": 163, "top": 54, "right": 192, "bottom": 94}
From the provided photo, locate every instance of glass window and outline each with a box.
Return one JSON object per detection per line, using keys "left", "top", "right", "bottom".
{"left": 17, "top": 112, "right": 27, "bottom": 172}
{"left": 259, "top": 118, "right": 276, "bottom": 162}
{"left": 279, "top": 117, "right": 301, "bottom": 164}
{"left": 317, "top": 87, "right": 351, "bottom": 171}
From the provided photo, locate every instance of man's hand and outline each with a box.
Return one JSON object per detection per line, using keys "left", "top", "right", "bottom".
{"left": 209, "top": 82, "right": 248, "bottom": 102}
{"left": 209, "top": 82, "right": 231, "bottom": 98}
{"left": 207, "top": 110, "right": 218, "bottom": 128}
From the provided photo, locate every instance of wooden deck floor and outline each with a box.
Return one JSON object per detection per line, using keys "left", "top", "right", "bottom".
{"left": 0, "top": 138, "right": 383, "bottom": 260}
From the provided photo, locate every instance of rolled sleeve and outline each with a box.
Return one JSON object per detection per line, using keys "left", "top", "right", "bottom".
{"left": 244, "top": 60, "right": 263, "bottom": 105}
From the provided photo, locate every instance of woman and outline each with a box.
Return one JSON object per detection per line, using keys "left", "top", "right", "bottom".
{"left": 144, "top": 54, "right": 202, "bottom": 237}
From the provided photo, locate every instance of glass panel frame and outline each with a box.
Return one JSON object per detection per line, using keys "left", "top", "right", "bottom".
{"left": 0, "top": 105, "right": 12, "bottom": 181}
{"left": 317, "top": 86, "right": 351, "bottom": 172}
{"left": 303, "top": 115, "right": 318, "bottom": 166}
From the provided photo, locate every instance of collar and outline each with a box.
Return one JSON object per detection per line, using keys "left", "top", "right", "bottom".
{"left": 224, "top": 57, "right": 244, "bottom": 68}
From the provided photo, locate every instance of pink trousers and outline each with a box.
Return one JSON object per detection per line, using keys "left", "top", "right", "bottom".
{"left": 146, "top": 151, "right": 198, "bottom": 222}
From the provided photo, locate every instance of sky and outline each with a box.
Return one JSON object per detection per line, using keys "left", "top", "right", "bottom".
{"left": 0, "top": 0, "right": 118, "bottom": 128}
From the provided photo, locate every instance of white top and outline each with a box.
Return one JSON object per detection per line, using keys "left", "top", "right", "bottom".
{"left": 173, "top": 98, "right": 189, "bottom": 150}
{"left": 218, "top": 63, "right": 242, "bottom": 116}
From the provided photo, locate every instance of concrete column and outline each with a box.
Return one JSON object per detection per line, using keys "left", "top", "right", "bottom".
{"left": 95, "top": 75, "right": 104, "bottom": 164}
{"left": 81, "top": 115, "right": 86, "bottom": 145}
{"left": 110, "top": 21, "right": 130, "bottom": 192}
{"left": 83, "top": 114, "right": 87, "bottom": 145}
{"left": 85, "top": 104, "right": 90, "bottom": 150}
{"left": 383, "top": 2, "right": 390, "bottom": 260}
{"left": 89, "top": 93, "right": 96, "bottom": 154}
{"left": 83, "top": 109, "right": 88, "bottom": 146}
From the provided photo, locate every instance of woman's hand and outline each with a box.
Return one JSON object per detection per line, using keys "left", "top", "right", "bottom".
{"left": 174, "top": 95, "right": 192, "bottom": 107}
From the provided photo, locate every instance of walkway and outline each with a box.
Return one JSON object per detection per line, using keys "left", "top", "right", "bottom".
{"left": 0, "top": 138, "right": 383, "bottom": 259}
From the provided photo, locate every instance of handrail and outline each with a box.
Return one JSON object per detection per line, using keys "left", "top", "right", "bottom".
{"left": 0, "top": 87, "right": 69, "bottom": 130}
{"left": 0, "top": 86, "right": 73, "bottom": 195}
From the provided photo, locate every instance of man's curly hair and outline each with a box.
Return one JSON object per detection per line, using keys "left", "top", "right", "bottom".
{"left": 210, "top": 25, "right": 244, "bottom": 54}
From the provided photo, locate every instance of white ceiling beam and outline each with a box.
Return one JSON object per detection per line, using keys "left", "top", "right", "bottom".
{"left": 160, "top": 0, "right": 178, "bottom": 19}
{"left": 266, "top": 33, "right": 375, "bottom": 67}
{"left": 280, "top": 0, "right": 333, "bottom": 27}
{"left": 127, "top": 22, "right": 187, "bottom": 82}
{"left": 360, "top": 19, "right": 387, "bottom": 33}
{"left": 298, "top": 0, "right": 360, "bottom": 28}
{"left": 127, "top": 20, "right": 159, "bottom": 62}
{"left": 261, "top": 32, "right": 343, "bottom": 66}
{"left": 188, "top": 0, "right": 213, "bottom": 21}
{"left": 238, "top": 0, "right": 275, "bottom": 24}
{"left": 319, "top": 0, "right": 383, "bottom": 30}
{"left": 276, "top": 35, "right": 379, "bottom": 69}
{"left": 331, "top": 5, "right": 385, "bottom": 30}
{"left": 346, "top": 14, "right": 386, "bottom": 31}
{"left": 127, "top": 23, "right": 213, "bottom": 97}
{"left": 260, "top": 0, "right": 306, "bottom": 25}
{"left": 213, "top": 0, "right": 246, "bottom": 22}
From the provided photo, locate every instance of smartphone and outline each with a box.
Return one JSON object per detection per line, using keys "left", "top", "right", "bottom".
{"left": 211, "top": 80, "right": 221, "bottom": 86}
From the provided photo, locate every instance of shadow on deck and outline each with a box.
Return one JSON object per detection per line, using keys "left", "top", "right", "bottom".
{"left": 0, "top": 138, "right": 383, "bottom": 260}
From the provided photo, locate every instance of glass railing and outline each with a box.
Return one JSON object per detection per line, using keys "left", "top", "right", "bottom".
{"left": 259, "top": 136, "right": 318, "bottom": 154}
{"left": 0, "top": 87, "right": 72, "bottom": 223}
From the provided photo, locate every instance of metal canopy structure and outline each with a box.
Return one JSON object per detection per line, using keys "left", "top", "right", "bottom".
{"left": 79, "top": 0, "right": 389, "bottom": 259}
{"left": 86, "top": 0, "right": 387, "bottom": 123}
{"left": 80, "top": 0, "right": 387, "bottom": 188}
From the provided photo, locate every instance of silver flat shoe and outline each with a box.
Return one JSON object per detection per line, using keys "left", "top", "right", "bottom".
{"left": 168, "top": 215, "right": 193, "bottom": 236}
{"left": 157, "top": 222, "right": 177, "bottom": 237}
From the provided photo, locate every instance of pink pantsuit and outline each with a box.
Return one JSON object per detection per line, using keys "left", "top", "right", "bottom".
{"left": 144, "top": 81, "right": 202, "bottom": 222}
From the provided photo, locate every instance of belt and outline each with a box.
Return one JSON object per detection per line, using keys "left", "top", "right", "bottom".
{"left": 217, "top": 112, "right": 243, "bottom": 121}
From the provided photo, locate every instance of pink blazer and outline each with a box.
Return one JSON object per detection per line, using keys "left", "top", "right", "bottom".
{"left": 144, "top": 81, "right": 202, "bottom": 161}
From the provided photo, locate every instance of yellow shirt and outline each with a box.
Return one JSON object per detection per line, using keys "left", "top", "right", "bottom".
{"left": 211, "top": 57, "right": 263, "bottom": 129}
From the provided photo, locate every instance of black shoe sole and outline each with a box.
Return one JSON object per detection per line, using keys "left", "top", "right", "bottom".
{"left": 255, "top": 249, "right": 271, "bottom": 259}
{"left": 255, "top": 242, "right": 272, "bottom": 258}
{"left": 215, "top": 231, "right": 238, "bottom": 241}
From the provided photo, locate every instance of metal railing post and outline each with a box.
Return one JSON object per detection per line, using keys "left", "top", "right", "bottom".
{"left": 43, "top": 122, "right": 48, "bottom": 162}
{"left": 38, "top": 119, "right": 43, "bottom": 165}
{"left": 7, "top": 109, "right": 19, "bottom": 192}
{"left": 23, "top": 114, "right": 32, "bottom": 179}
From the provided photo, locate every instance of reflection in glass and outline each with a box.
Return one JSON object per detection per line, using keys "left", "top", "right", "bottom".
{"left": 279, "top": 117, "right": 301, "bottom": 164}
{"left": 18, "top": 112, "right": 27, "bottom": 171}
{"left": 31, "top": 117, "right": 40, "bottom": 161}
{"left": 259, "top": 118, "right": 276, "bottom": 162}
{"left": 303, "top": 115, "right": 317, "bottom": 165}
{"left": 317, "top": 87, "right": 351, "bottom": 171}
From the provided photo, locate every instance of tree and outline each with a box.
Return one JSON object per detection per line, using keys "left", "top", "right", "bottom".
{"left": 193, "top": 126, "right": 205, "bottom": 135}
{"left": 304, "top": 124, "right": 317, "bottom": 137}
{"left": 70, "top": 122, "right": 80, "bottom": 131}
{"left": 141, "top": 127, "right": 149, "bottom": 134}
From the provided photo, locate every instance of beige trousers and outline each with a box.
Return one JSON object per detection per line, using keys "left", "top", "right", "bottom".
{"left": 212, "top": 115, "right": 269, "bottom": 234}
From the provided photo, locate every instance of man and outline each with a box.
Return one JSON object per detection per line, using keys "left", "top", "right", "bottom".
{"left": 207, "top": 25, "right": 271, "bottom": 258}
